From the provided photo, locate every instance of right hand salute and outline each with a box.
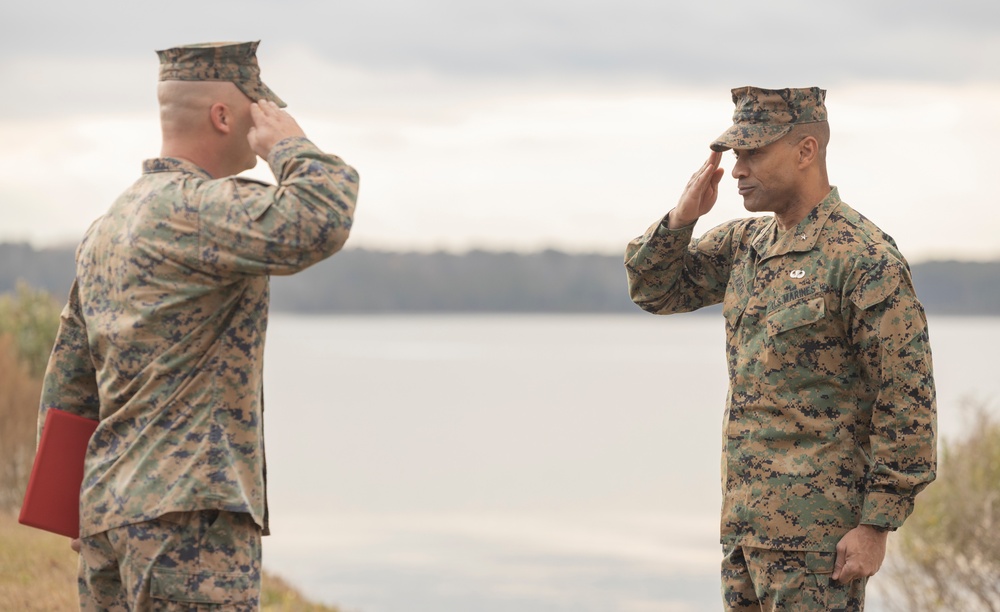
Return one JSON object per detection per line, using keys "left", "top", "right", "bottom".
{"left": 248, "top": 100, "right": 307, "bottom": 160}
{"left": 668, "top": 150, "right": 725, "bottom": 229}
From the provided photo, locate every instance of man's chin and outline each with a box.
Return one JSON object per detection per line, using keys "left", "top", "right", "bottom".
{"left": 741, "top": 195, "right": 770, "bottom": 214}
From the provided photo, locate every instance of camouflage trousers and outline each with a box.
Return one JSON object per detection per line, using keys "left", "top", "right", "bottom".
{"left": 78, "top": 510, "right": 261, "bottom": 611}
{"left": 722, "top": 544, "right": 867, "bottom": 611}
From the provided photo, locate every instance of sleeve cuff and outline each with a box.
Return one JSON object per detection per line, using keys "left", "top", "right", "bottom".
{"left": 266, "top": 136, "right": 318, "bottom": 178}
{"left": 861, "top": 491, "right": 915, "bottom": 530}
{"left": 651, "top": 217, "right": 696, "bottom": 243}
{"left": 658, "top": 210, "right": 698, "bottom": 233}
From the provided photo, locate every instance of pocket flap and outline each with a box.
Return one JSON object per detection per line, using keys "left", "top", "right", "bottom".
{"left": 150, "top": 567, "right": 252, "bottom": 604}
{"left": 231, "top": 178, "right": 279, "bottom": 222}
{"left": 804, "top": 550, "right": 836, "bottom": 574}
{"left": 767, "top": 296, "right": 826, "bottom": 336}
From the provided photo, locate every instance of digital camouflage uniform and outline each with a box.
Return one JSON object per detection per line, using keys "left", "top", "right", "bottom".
{"left": 78, "top": 510, "right": 261, "bottom": 611}
{"left": 38, "top": 41, "right": 359, "bottom": 609}
{"left": 625, "top": 87, "right": 936, "bottom": 611}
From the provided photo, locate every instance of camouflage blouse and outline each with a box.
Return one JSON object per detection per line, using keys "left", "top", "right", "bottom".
{"left": 40, "top": 137, "right": 358, "bottom": 537}
{"left": 625, "top": 188, "right": 936, "bottom": 551}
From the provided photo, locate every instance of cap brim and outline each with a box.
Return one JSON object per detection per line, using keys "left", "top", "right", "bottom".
{"left": 710, "top": 124, "right": 792, "bottom": 152}
{"left": 258, "top": 81, "right": 286, "bottom": 108}
{"left": 236, "top": 80, "right": 287, "bottom": 108}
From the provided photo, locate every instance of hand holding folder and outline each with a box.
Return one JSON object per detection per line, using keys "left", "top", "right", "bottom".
{"left": 19, "top": 408, "right": 98, "bottom": 539}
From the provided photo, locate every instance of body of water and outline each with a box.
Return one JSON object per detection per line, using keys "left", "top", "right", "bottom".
{"left": 260, "top": 314, "right": 1000, "bottom": 612}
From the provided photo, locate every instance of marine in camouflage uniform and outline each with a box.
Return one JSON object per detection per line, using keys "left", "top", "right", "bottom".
{"left": 625, "top": 87, "right": 936, "bottom": 611}
{"left": 38, "top": 41, "right": 359, "bottom": 610}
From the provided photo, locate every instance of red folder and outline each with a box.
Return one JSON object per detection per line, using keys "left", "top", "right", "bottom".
{"left": 18, "top": 408, "right": 99, "bottom": 538}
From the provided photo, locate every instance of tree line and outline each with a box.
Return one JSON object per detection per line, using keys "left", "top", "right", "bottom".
{"left": 1, "top": 242, "right": 998, "bottom": 315}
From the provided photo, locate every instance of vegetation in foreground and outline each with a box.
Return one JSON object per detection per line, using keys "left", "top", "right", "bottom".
{"left": 880, "top": 400, "right": 1000, "bottom": 610}
{"left": 0, "top": 284, "right": 58, "bottom": 511}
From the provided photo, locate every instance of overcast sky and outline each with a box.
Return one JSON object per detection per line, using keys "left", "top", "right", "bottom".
{"left": 1, "top": 1, "right": 998, "bottom": 259}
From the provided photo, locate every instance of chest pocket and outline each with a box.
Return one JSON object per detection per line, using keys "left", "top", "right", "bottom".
{"left": 724, "top": 266, "right": 754, "bottom": 326}
{"left": 766, "top": 296, "right": 826, "bottom": 336}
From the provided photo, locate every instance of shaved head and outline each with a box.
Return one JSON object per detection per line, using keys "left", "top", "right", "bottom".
{"left": 157, "top": 80, "right": 258, "bottom": 177}
{"left": 158, "top": 81, "right": 249, "bottom": 138}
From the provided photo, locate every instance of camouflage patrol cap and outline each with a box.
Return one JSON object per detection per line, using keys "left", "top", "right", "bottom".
{"left": 156, "top": 41, "right": 286, "bottom": 108}
{"left": 710, "top": 86, "right": 827, "bottom": 152}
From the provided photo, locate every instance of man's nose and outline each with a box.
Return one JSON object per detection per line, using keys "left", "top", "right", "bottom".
{"left": 731, "top": 157, "right": 748, "bottom": 179}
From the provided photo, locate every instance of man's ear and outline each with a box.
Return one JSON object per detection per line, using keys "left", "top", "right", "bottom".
{"left": 797, "top": 135, "right": 819, "bottom": 168}
{"left": 209, "top": 102, "right": 231, "bottom": 134}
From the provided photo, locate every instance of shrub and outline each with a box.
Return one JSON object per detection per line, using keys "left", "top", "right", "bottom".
{"left": 0, "top": 283, "right": 60, "bottom": 511}
{"left": 880, "top": 399, "right": 1000, "bottom": 610}
{"left": 0, "top": 282, "right": 61, "bottom": 378}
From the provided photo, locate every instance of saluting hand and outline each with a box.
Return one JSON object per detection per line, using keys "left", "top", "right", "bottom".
{"left": 247, "top": 100, "right": 307, "bottom": 160}
{"left": 668, "top": 151, "right": 724, "bottom": 229}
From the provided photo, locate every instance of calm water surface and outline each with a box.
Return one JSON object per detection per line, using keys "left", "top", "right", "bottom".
{"left": 261, "top": 314, "right": 1000, "bottom": 612}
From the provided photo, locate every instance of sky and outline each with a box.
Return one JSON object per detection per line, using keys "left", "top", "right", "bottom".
{"left": 1, "top": 1, "right": 998, "bottom": 261}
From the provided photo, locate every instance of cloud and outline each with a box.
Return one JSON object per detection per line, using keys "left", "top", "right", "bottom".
{"left": 1, "top": 1, "right": 998, "bottom": 258}
{"left": 2, "top": 0, "right": 998, "bottom": 94}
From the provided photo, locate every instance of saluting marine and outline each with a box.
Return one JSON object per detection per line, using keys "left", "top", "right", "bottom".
{"left": 40, "top": 41, "right": 359, "bottom": 610}
{"left": 625, "top": 87, "right": 936, "bottom": 611}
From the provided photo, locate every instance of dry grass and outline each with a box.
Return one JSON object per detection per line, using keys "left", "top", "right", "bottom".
{"left": 260, "top": 572, "right": 346, "bottom": 612}
{"left": 0, "top": 512, "right": 344, "bottom": 611}
{"left": 0, "top": 511, "right": 80, "bottom": 611}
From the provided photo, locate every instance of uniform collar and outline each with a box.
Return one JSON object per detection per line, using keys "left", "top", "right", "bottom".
{"left": 750, "top": 187, "right": 842, "bottom": 261}
{"left": 141, "top": 157, "right": 213, "bottom": 180}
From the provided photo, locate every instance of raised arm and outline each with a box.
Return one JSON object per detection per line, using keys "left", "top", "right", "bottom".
{"left": 625, "top": 151, "right": 738, "bottom": 314}
{"left": 193, "top": 101, "right": 359, "bottom": 278}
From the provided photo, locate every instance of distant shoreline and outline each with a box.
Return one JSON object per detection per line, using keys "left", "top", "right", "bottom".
{"left": 2, "top": 243, "right": 998, "bottom": 316}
